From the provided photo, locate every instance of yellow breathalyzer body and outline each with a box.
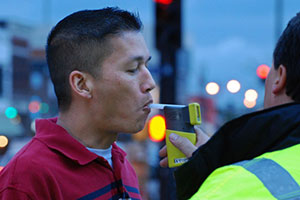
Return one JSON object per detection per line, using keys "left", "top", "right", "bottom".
{"left": 164, "top": 103, "right": 201, "bottom": 168}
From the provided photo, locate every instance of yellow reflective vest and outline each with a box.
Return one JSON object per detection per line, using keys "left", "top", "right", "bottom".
{"left": 190, "top": 144, "right": 300, "bottom": 200}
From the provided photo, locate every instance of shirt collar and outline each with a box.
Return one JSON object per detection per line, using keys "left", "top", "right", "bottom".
{"left": 35, "top": 117, "right": 126, "bottom": 165}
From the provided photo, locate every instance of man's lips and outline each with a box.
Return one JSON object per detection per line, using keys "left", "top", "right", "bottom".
{"left": 143, "top": 99, "right": 153, "bottom": 112}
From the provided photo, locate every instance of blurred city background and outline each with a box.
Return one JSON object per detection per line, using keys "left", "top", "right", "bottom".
{"left": 0, "top": 0, "right": 299, "bottom": 199}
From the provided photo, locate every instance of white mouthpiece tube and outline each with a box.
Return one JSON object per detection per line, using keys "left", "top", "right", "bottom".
{"left": 149, "top": 104, "right": 185, "bottom": 110}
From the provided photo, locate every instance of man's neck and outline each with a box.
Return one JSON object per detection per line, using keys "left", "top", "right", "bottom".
{"left": 56, "top": 111, "right": 118, "bottom": 149}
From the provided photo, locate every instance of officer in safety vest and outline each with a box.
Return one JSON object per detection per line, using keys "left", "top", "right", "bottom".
{"left": 159, "top": 12, "right": 300, "bottom": 200}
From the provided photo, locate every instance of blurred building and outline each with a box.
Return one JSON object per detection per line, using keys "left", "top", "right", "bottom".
{"left": 0, "top": 20, "right": 57, "bottom": 159}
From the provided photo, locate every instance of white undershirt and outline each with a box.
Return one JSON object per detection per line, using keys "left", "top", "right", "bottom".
{"left": 86, "top": 145, "right": 113, "bottom": 168}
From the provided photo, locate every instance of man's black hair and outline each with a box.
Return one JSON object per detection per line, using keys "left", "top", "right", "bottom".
{"left": 46, "top": 7, "right": 142, "bottom": 111}
{"left": 273, "top": 12, "right": 300, "bottom": 102}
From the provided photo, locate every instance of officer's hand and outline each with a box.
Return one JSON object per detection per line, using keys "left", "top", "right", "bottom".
{"left": 159, "top": 126, "right": 210, "bottom": 168}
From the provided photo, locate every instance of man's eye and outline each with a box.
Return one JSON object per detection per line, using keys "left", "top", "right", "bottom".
{"left": 127, "top": 68, "right": 138, "bottom": 73}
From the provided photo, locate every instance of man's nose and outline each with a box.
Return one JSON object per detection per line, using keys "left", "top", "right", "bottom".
{"left": 141, "top": 67, "right": 156, "bottom": 93}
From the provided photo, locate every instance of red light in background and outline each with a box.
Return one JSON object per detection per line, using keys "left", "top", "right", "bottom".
{"left": 154, "top": 0, "right": 173, "bottom": 5}
{"left": 256, "top": 64, "right": 270, "bottom": 79}
{"left": 148, "top": 115, "right": 166, "bottom": 142}
{"left": 28, "top": 101, "right": 40, "bottom": 113}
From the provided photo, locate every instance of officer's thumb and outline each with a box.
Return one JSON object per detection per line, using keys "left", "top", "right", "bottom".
{"left": 169, "top": 133, "right": 197, "bottom": 158}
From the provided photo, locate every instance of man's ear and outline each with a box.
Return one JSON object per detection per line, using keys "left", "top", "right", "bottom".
{"left": 69, "top": 70, "right": 93, "bottom": 99}
{"left": 272, "top": 65, "right": 287, "bottom": 94}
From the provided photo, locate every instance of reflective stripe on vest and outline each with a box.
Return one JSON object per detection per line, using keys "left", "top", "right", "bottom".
{"left": 234, "top": 158, "right": 300, "bottom": 200}
{"left": 190, "top": 144, "right": 300, "bottom": 200}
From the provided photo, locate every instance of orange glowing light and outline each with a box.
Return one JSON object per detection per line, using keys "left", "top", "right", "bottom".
{"left": 148, "top": 115, "right": 166, "bottom": 142}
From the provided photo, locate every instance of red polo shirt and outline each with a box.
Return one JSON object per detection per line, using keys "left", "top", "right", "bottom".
{"left": 0, "top": 118, "right": 141, "bottom": 200}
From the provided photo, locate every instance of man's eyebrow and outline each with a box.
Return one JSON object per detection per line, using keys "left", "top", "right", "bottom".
{"left": 130, "top": 56, "right": 152, "bottom": 63}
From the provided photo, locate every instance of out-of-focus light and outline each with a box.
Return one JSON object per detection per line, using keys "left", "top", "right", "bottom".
{"left": 206, "top": 82, "right": 220, "bottom": 95}
{"left": 0, "top": 166, "right": 3, "bottom": 171}
{"left": 28, "top": 101, "right": 40, "bottom": 113}
{"left": 148, "top": 115, "right": 166, "bottom": 142}
{"left": 154, "top": 0, "right": 173, "bottom": 5}
{"left": 245, "top": 89, "right": 258, "bottom": 102}
{"left": 40, "top": 103, "right": 49, "bottom": 114}
{"left": 257, "top": 64, "right": 270, "bottom": 79}
{"left": 227, "top": 80, "right": 241, "bottom": 93}
{"left": 0, "top": 135, "right": 8, "bottom": 148}
{"left": 244, "top": 99, "right": 256, "bottom": 108}
{"left": 5, "top": 107, "right": 18, "bottom": 119}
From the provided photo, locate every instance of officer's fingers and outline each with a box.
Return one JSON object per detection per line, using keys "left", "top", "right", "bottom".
{"left": 159, "top": 145, "right": 169, "bottom": 168}
{"left": 160, "top": 157, "right": 169, "bottom": 168}
{"left": 169, "top": 133, "right": 197, "bottom": 158}
{"left": 194, "top": 126, "right": 210, "bottom": 147}
{"left": 159, "top": 145, "right": 167, "bottom": 158}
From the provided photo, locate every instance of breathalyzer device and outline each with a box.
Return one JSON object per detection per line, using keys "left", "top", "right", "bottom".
{"left": 149, "top": 103, "right": 201, "bottom": 168}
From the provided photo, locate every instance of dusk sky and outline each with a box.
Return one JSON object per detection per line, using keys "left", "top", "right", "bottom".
{"left": 1, "top": 0, "right": 300, "bottom": 111}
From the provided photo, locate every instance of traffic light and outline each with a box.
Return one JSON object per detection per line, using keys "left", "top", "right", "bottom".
{"left": 256, "top": 64, "right": 270, "bottom": 80}
{"left": 155, "top": 0, "right": 181, "bottom": 51}
{"left": 148, "top": 115, "right": 166, "bottom": 142}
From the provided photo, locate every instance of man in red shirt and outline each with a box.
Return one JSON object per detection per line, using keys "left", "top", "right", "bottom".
{"left": 0, "top": 7, "right": 155, "bottom": 199}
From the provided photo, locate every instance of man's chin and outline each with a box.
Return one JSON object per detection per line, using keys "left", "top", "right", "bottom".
{"left": 131, "top": 123, "right": 147, "bottom": 134}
